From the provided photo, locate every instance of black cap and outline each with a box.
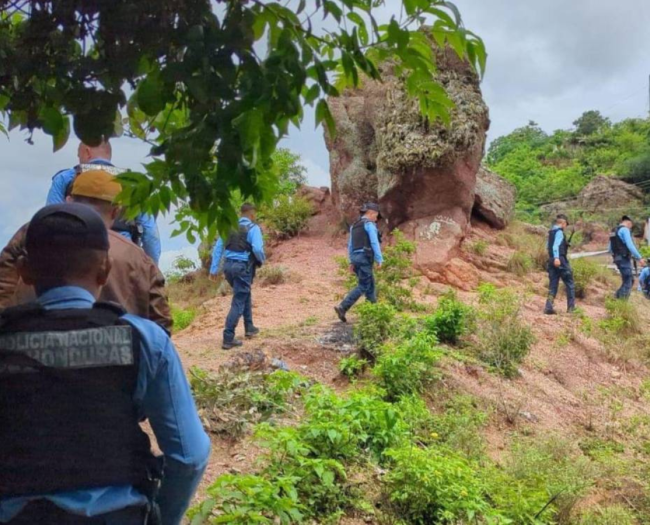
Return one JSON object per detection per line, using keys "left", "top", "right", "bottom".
{"left": 26, "top": 204, "right": 110, "bottom": 256}
{"left": 556, "top": 213, "right": 569, "bottom": 225}
{"left": 360, "top": 202, "right": 382, "bottom": 219}
{"left": 621, "top": 215, "right": 632, "bottom": 222}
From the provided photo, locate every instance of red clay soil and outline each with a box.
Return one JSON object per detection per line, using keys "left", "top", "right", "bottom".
{"left": 172, "top": 218, "right": 650, "bottom": 516}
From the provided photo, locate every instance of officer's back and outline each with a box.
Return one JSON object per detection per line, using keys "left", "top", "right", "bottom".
{"left": 0, "top": 204, "right": 210, "bottom": 524}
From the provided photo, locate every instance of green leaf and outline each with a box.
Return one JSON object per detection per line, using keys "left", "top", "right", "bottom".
{"left": 315, "top": 99, "right": 336, "bottom": 138}
{"left": 347, "top": 12, "right": 368, "bottom": 45}
{"left": 137, "top": 74, "right": 166, "bottom": 117}
{"left": 40, "top": 107, "right": 64, "bottom": 137}
{"left": 53, "top": 116, "right": 71, "bottom": 152}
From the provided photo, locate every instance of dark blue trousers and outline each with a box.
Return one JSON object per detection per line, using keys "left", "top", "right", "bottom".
{"left": 546, "top": 257, "right": 576, "bottom": 310}
{"left": 340, "top": 252, "right": 376, "bottom": 312}
{"left": 223, "top": 260, "right": 254, "bottom": 342}
{"left": 614, "top": 257, "right": 635, "bottom": 300}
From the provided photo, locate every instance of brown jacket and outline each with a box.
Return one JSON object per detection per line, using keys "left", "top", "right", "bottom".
{"left": 0, "top": 225, "right": 173, "bottom": 332}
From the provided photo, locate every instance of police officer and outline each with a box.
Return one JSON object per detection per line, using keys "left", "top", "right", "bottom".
{"left": 544, "top": 214, "right": 576, "bottom": 315}
{"left": 609, "top": 215, "right": 645, "bottom": 300}
{"left": 335, "top": 203, "right": 384, "bottom": 323}
{"left": 0, "top": 170, "right": 173, "bottom": 332}
{"left": 46, "top": 139, "right": 162, "bottom": 264}
{"left": 0, "top": 203, "right": 210, "bottom": 524}
{"left": 210, "top": 203, "right": 266, "bottom": 350}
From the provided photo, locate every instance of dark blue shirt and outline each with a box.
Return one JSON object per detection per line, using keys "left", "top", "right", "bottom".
{"left": 0, "top": 286, "right": 210, "bottom": 524}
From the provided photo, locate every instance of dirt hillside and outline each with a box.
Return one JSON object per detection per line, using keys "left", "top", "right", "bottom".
{"left": 170, "top": 216, "right": 650, "bottom": 520}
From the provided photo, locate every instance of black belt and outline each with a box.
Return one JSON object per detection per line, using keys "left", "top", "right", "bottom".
{"left": 9, "top": 500, "right": 149, "bottom": 525}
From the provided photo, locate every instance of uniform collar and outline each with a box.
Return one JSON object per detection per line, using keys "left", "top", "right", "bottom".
{"left": 87, "top": 158, "right": 113, "bottom": 166}
{"left": 37, "top": 286, "right": 96, "bottom": 310}
{"left": 239, "top": 217, "right": 253, "bottom": 225}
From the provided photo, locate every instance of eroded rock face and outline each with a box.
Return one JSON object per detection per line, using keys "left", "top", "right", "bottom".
{"left": 325, "top": 42, "right": 490, "bottom": 272}
{"left": 474, "top": 166, "right": 516, "bottom": 230}
{"left": 541, "top": 175, "right": 645, "bottom": 219}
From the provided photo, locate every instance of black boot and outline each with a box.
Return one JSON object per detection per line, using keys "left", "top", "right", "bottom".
{"left": 334, "top": 305, "right": 347, "bottom": 323}
{"left": 544, "top": 299, "right": 557, "bottom": 315}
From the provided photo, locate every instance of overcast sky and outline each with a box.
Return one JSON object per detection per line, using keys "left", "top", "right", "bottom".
{"left": 2, "top": 0, "right": 649, "bottom": 270}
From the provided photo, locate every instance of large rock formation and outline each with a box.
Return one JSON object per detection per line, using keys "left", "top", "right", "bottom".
{"left": 473, "top": 166, "right": 516, "bottom": 230}
{"left": 541, "top": 175, "right": 645, "bottom": 219}
{"left": 325, "top": 41, "right": 491, "bottom": 273}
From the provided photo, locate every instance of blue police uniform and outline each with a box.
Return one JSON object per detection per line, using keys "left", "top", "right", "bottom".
{"left": 211, "top": 217, "right": 266, "bottom": 344}
{"left": 0, "top": 286, "right": 211, "bottom": 525}
{"left": 46, "top": 159, "right": 162, "bottom": 264}
{"left": 545, "top": 225, "right": 576, "bottom": 314}
{"left": 609, "top": 225, "right": 642, "bottom": 300}
{"left": 339, "top": 219, "right": 383, "bottom": 313}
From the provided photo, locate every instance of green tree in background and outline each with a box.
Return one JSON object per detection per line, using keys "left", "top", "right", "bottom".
{"left": 573, "top": 110, "right": 611, "bottom": 137}
{"left": 487, "top": 114, "right": 650, "bottom": 221}
{"left": 0, "top": 0, "right": 486, "bottom": 241}
{"left": 274, "top": 148, "right": 307, "bottom": 195}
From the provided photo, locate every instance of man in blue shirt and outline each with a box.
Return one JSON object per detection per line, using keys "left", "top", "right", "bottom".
{"left": 46, "top": 140, "right": 162, "bottom": 264}
{"left": 335, "top": 203, "right": 384, "bottom": 323}
{"left": 609, "top": 215, "right": 645, "bottom": 300}
{"left": 0, "top": 203, "right": 210, "bottom": 524}
{"left": 544, "top": 214, "right": 576, "bottom": 315}
{"left": 210, "top": 203, "right": 266, "bottom": 350}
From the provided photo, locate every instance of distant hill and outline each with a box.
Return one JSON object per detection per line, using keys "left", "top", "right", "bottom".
{"left": 487, "top": 112, "right": 650, "bottom": 222}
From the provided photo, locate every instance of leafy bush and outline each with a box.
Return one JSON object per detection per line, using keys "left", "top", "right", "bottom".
{"left": 600, "top": 298, "right": 642, "bottom": 337}
{"left": 489, "top": 436, "right": 596, "bottom": 524}
{"left": 572, "top": 258, "right": 602, "bottom": 298}
{"left": 188, "top": 473, "right": 304, "bottom": 524}
{"left": 172, "top": 306, "right": 196, "bottom": 331}
{"left": 190, "top": 367, "right": 307, "bottom": 438}
{"left": 373, "top": 333, "right": 441, "bottom": 401}
{"left": 474, "top": 285, "right": 535, "bottom": 377}
{"left": 338, "top": 355, "right": 368, "bottom": 378}
{"left": 354, "top": 302, "right": 397, "bottom": 357}
{"left": 384, "top": 445, "right": 492, "bottom": 523}
{"left": 376, "top": 230, "right": 419, "bottom": 311}
{"left": 431, "top": 395, "right": 488, "bottom": 461}
{"left": 257, "top": 264, "right": 289, "bottom": 286}
{"left": 424, "top": 290, "right": 474, "bottom": 345}
{"left": 261, "top": 194, "right": 313, "bottom": 239}
{"left": 507, "top": 250, "right": 534, "bottom": 277}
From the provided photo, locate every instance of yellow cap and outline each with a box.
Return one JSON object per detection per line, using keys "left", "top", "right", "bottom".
{"left": 71, "top": 169, "right": 122, "bottom": 203}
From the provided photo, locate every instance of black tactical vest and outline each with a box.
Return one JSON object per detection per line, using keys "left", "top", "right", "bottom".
{"left": 225, "top": 223, "right": 254, "bottom": 254}
{"left": 351, "top": 219, "right": 373, "bottom": 252}
{"left": 610, "top": 225, "right": 631, "bottom": 259}
{"left": 0, "top": 302, "right": 157, "bottom": 499}
{"left": 547, "top": 228, "right": 568, "bottom": 259}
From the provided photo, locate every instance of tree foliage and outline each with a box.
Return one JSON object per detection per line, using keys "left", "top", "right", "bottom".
{"left": 0, "top": 0, "right": 486, "bottom": 240}
{"left": 573, "top": 110, "right": 611, "bottom": 137}
{"left": 487, "top": 115, "right": 650, "bottom": 221}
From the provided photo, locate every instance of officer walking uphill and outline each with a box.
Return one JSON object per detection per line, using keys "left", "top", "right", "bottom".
{"left": 335, "top": 203, "right": 383, "bottom": 323}
{"left": 46, "top": 139, "right": 162, "bottom": 264}
{"left": 544, "top": 214, "right": 576, "bottom": 315}
{"left": 0, "top": 204, "right": 210, "bottom": 524}
{"left": 609, "top": 215, "right": 645, "bottom": 300}
{"left": 210, "top": 203, "right": 265, "bottom": 350}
